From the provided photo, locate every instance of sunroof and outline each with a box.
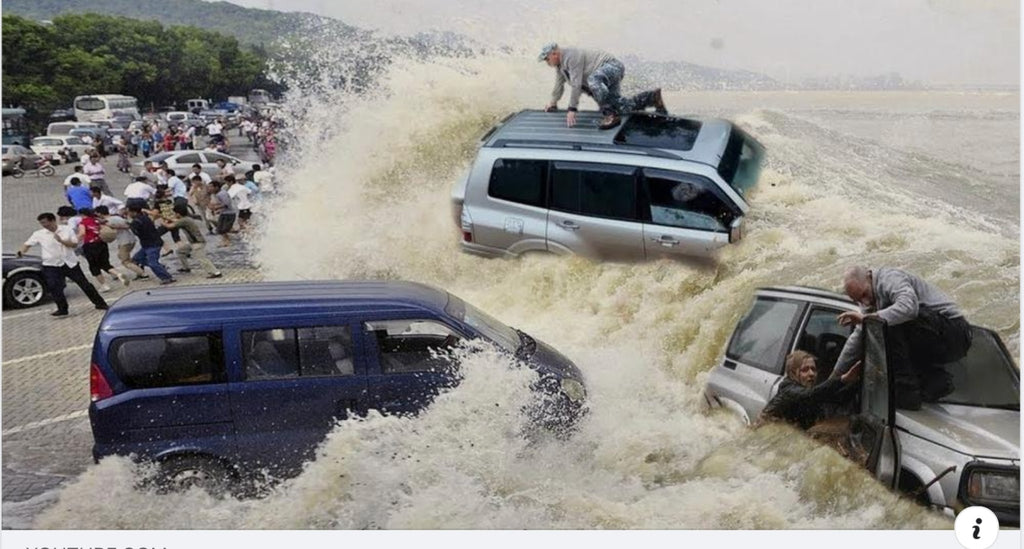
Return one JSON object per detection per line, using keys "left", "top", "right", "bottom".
{"left": 614, "top": 115, "right": 702, "bottom": 151}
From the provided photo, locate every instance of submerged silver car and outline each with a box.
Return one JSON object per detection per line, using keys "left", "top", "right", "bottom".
{"left": 704, "top": 286, "right": 1020, "bottom": 524}
{"left": 451, "top": 110, "right": 765, "bottom": 261}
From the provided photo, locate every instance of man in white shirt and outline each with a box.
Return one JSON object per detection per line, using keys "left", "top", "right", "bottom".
{"left": 226, "top": 176, "right": 253, "bottom": 230}
{"left": 166, "top": 170, "right": 188, "bottom": 201}
{"left": 17, "top": 212, "right": 108, "bottom": 316}
{"left": 91, "top": 186, "right": 125, "bottom": 212}
{"left": 124, "top": 175, "right": 157, "bottom": 210}
{"left": 206, "top": 120, "right": 224, "bottom": 145}
{"left": 64, "top": 166, "right": 88, "bottom": 188}
{"left": 190, "top": 163, "right": 212, "bottom": 185}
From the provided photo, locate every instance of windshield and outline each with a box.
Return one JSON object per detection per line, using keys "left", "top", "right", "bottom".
{"left": 75, "top": 97, "right": 105, "bottom": 111}
{"left": 444, "top": 295, "right": 520, "bottom": 352}
{"left": 939, "top": 328, "right": 1019, "bottom": 409}
{"left": 33, "top": 138, "right": 61, "bottom": 147}
{"left": 717, "top": 127, "right": 765, "bottom": 199}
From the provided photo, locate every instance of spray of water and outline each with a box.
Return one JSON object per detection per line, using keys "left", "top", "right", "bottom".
{"left": 33, "top": 20, "right": 1016, "bottom": 529}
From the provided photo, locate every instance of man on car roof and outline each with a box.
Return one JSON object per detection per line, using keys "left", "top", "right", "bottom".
{"left": 831, "top": 266, "right": 972, "bottom": 410}
{"left": 539, "top": 42, "right": 667, "bottom": 130}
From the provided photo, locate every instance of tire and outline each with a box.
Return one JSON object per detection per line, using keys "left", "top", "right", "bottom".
{"left": 40, "top": 165, "right": 55, "bottom": 177}
{"left": 158, "top": 455, "right": 234, "bottom": 496}
{"left": 11, "top": 166, "right": 24, "bottom": 178}
{"left": 3, "top": 272, "right": 46, "bottom": 309}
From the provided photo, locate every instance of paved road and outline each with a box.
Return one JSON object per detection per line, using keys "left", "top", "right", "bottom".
{"left": 1, "top": 141, "right": 265, "bottom": 527}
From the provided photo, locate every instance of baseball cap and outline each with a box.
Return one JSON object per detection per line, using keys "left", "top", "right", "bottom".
{"left": 538, "top": 42, "right": 558, "bottom": 62}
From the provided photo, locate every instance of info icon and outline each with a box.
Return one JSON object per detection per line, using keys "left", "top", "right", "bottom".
{"left": 954, "top": 506, "right": 999, "bottom": 549}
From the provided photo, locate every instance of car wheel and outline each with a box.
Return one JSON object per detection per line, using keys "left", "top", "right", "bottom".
{"left": 158, "top": 455, "right": 234, "bottom": 497}
{"left": 3, "top": 272, "right": 46, "bottom": 309}
{"left": 40, "top": 165, "right": 55, "bottom": 176}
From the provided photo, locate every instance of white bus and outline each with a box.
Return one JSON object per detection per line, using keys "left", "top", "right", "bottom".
{"left": 73, "top": 94, "right": 141, "bottom": 122}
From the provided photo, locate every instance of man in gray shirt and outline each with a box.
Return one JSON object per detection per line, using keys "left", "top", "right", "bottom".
{"left": 539, "top": 43, "right": 667, "bottom": 130}
{"left": 832, "top": 266, "right": 972, "bottom": 410}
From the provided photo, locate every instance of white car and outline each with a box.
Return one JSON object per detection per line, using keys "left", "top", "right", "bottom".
{"left": 31, "top": 136, "right": 90, "bottom": 163}
{"left": 139, "top": 150, "right": 253, "bottom": 179}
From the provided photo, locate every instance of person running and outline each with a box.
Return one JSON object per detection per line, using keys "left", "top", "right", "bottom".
{"left": 539, "top": 43, "right": 667, "bottom": 130}
{"left": 207, "top": 181, "right": 237, "bottom": 247}
{"left": 227, "top": 175, "right": 254, "bottom": 230}
{"left": 83, "top": 152, "right": 112, "bottom": 195}
{"left": 63, "top": 165, "right": 87, "bottom": 189}
{"left": 66, "top": 177, "right": 93, "bottom": 211}
{"left": 188, "top": 174, "right": 216, "bottom": 234}
{"left": 95, "top": 205, "right": 147, "bottom": 280}
{"left": 76, "top": 208, "right": 130, "bottom": 292}
{"left": 126, "top": 205, "right": 175, "bottom": 284}
{"left": 166, "top": 203, "right": 223, "bottom": 279}
{"left": 91, "top": 186, "right": 125, "bottom": 212}
{"left": 17, "top": 212, "right": 108, "bottom": 317}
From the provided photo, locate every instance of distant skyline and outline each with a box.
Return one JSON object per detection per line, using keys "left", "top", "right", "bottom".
{"left": 212, "top": 0, "right": 1019, "bottom": 87}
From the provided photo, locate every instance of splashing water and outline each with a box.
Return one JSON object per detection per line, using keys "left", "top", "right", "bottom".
{"left": 35, "top": 33, "right": 1016, "bottom": 530}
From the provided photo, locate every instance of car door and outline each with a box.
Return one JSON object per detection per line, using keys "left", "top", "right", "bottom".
{"left": 198, "top": 152, "right": 225, "bottom": 177}
{"left": 171, "top": 152, "right": 204, "bottom": 179}
{"left": 546, "top": 161, "right": 645, "bottom": 261}
{"left": 719, "top": 296, "right": 806, "bottom": 420}
{"left": 640, "top": 168, "right": 740, "bottom": 259}
{"left": 226, "top": 319, "right": 368, "bottom": 477}
{"left": 360, "top": 316, "right": 462, "bottom": 417}
{"left": 473, "top": 158, "right": 550, "bottom": 254}
{"left": 858, "top": 317, "right": 901, "bottom": 489}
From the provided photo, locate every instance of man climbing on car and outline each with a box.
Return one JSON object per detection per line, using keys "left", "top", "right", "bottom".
{"left": 539, "top": 43, "right": 667, "bottom": 130}
{"left": 830, "top": 266, "right": 973, "bottom": 410}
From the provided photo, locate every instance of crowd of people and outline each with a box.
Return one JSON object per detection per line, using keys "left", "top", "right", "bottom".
{"left": 18, "top": 125, "right": 277, "bottom": 317}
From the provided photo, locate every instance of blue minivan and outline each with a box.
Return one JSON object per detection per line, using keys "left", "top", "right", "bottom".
{"left": 89, "top": 281, "right": 587, "bottom": 491}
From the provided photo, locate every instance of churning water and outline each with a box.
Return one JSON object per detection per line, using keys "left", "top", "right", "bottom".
{"left": 34, "top": 47, "right": 1017, "bottom": 529}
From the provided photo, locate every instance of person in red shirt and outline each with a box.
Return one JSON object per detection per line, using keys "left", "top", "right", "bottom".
{"left": 163, "top": 129, "right": 177, "bottom": 152}
{"left": 77, "top": 208, "right": 130, "bottom": 292}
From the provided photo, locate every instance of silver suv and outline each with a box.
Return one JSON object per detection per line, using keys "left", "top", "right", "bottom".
{"left": 451, "top": 110, "right": 765, "bottom": 261}
{"left": 704, "top": 286, "right": 1020, "bottom": 524}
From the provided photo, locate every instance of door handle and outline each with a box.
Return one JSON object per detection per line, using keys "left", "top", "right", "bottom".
{"left": 559, "top": 220, "right": 580, "bottom": 231}
{"left": 723, "top": 360, "right": 737, "bottom": 370}
{"left": 650, "top": 235, "right": 679, "bottom": 247}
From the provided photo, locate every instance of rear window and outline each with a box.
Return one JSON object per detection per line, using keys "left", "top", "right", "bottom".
{"left": 49, "top": 124, "right": 73, "bottom": 135}
{"left": 614, "top": 115, "right": 702, "bottom": 151}
{"left": 33, "top": 138, "right": 62, "bottom": 147}
{"left": 488, "top": 159, "right": 547, "bottom": 207}
{"left": 109, "top": 334, "right": 225, "bottom": 389}
{"left": 726, "top": 297, "right": 802, "bottom": 374}
{"left": 717, "top": 127, "right": 764, "bottom": 198}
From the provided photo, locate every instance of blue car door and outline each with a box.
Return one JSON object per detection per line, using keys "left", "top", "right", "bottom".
{"left": 359, "top": 316, "right": 463, "bottom": 417}
{"left": 226, "top": 318, "right": 368, "bottom": 478}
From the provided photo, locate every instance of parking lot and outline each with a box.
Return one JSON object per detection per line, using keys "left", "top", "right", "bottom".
{"left": 1, "top": 146, "right": 263, "bottom": 527}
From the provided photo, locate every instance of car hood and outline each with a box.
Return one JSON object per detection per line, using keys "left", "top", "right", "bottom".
{"left": 897, "top": 403, "right": 1019, "bottom": 460}
{"left": 526, "top": 336, "right": 584, "bottom": 383}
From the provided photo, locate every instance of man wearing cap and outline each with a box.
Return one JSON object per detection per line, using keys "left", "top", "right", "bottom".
{"left": 539, "top": 43, "right": 667, "bottom": 130}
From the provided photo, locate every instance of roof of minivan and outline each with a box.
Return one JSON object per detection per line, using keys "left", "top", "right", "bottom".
{"left": 101, "top": 280, "right": 451, "bottom": 330}
{"left": 481, "top": 109, "right": 734, "bottom": 164}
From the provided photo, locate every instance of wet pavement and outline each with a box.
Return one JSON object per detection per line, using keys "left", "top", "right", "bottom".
{"left": 1, "top": 139, "right": 264, "bottom": 527}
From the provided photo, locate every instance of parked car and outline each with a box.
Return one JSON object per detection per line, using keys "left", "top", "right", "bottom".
{"left": 139, "top": 150, "right": 250, "bottom": 179}
{"left": 48, "top": 108, "right": 76, "bottom": 122}
{"left": 31, "top": 135, "right": 90, "bottom": 163}
{"left": 89, "top": 281, "right": 587, "bottom": 491}
{"left": 164, "top": 111, "right": 204, "bottom": 129}
{"left": 451, "top": 110, "right": 765, "bottom": 261}
{"left": 2, "top": 144, "right": 41, "bottom": 174}
{"left": 47, "top": 122, "right": 99, "bottom": 137}
{"left": 704, "top": 286, "right": 1020, "bottom": 524}
{"left": 2, "top": 253, "right": 47, "bottom": 309}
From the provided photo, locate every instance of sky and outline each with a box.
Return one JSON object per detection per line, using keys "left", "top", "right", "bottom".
{"left": 219, "top": 0, "right": 1019, "bottom": 87}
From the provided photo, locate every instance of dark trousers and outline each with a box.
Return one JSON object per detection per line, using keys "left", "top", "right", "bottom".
{"left": 42, "top": 264, "right": 108, "bottom": 313}
{"left": 132, "top": 246, "right": 174, "bottom": 281}
{"left": 889, "top": 308, "right": 973, "bottom": 407}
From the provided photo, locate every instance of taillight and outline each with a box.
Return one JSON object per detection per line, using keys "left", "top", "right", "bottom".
{"left": 460, "top": 207, "right": 473, "bottom": 243}
{"left": 90, "top": 362, "right": 114, "bottom": 402}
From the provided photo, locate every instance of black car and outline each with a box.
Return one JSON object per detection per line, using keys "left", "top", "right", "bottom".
{"left": 3, "top": 253, "right": 47, "bottom": 309}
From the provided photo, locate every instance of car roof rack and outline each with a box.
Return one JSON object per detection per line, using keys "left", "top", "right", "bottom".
{"left": 490, "top": 139, "right": 681, "bottom": 160}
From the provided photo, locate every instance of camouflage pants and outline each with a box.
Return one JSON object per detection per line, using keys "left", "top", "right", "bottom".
{"left": 586, "top": 59, "right": 660, "bottom": 115}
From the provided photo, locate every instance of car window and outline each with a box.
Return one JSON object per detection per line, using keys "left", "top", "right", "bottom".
{"left": 939, "top": 328, "right": 1019, "bottom": 409}
{"left": 488, "top": 159, "right": 547, "bottom": 207}
{"left": 643, "top": 169, "right": 737, "bottom": 232}
{"left": 550, "top": 162, "right": 637, "bottom": 220}
{"left": 33, "top": 138, "right": 62, "bottom": 147}
{"left": 795, "top": 307, "right": 852, "bottom": 381}
{"left": 109, "top": 334, "right": 225, "bottom": 389}
{"left": 206, "top": 152, "right": 233, "bottom": 163}
{"left": 726, "top": 297, "right": 802, "bottom": 374}
{"left": 243, "top": 326, "right": 355, "bottom": 380}
{"left": 176, "top": 153, "right": 202, "bottom": 164}
{"left": 66, "top": 137, "right": 85, "bottom": 145}
{"left": 364, "top": 319, "right": 463, "bottom": 374}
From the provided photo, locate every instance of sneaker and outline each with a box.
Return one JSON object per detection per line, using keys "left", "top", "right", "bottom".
{"left": 652, "top": 88, "right": 667, "bottom": 115}
{"left": 51, "top": 310, "right": 69, "bottom": 317}
{"left": 177, "top": 268, "right": 192, "bottom": 273}
{"left": 99, "top": 284, "right": 112, "bottom": 293}
{"left": 207, "top": 272, "right": 223, "bottom": 279}
{"left": 117, "top": 273, "right": 130, "bottom": 287}
{"left": 95, "top": 304, "right": 109, "bottom": 311}
{"left": 136, "top": 274, "right": 150, "bottom": 280}
{"left": 160, "top": 278, "right": 177, "bottom": 285}
{"left": 598, "top": 113, "right": 621, "bottom": 130}
{"left": 161, "top": 248, "right": 173, "bottom": 257}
